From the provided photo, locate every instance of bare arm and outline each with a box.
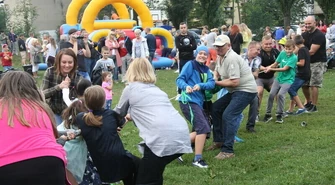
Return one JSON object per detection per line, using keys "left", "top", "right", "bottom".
{"left": 297, "top": 59, "right": 305, "bottom": 67}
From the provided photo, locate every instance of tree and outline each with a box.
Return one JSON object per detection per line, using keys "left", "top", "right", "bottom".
{"left": 0, "top": 5, "right": 11, "bottom": 32}
{"left": 315, "top": 0, "right": 335, "bottom": 23}
{"left": 197, "top": 0, "right": 225, "bottom": 28}
{"left": 163, "top": 0, "right": 194, "bottom": 28}
{"left": 276, "top": 0, "right": 297, "bottom": 29}
{"left": 11, "top": 0, "right": 38, "bottom": 36}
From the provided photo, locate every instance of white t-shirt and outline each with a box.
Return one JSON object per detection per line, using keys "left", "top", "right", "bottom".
{"left": 25, "top": 37, "right": 34, "bottom": 52}
{"left": 46, "top": 43, "right": 57, "bottom": 57}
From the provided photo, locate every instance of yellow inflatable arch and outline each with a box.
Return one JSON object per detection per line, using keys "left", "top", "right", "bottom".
{"left": 66, "top": 0, "right": 130, "bottom": 26}
{"left": 81, "top": 0, "right": 154, "bottom": 33}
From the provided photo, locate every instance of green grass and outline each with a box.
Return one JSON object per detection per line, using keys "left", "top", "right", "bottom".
{"left": 4, "top": 56, "right": 335, "bottom": 185}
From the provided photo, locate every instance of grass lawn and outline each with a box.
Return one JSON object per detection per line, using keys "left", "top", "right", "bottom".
{"left": 3, "top": 56, "right": 335, "bottom": 185}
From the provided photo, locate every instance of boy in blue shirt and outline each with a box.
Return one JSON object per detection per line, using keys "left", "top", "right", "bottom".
{"left": 263, "top": 39, "right": 298, "bottom": 123}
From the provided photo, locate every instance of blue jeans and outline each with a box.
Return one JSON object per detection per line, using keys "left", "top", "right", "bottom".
{"left": 85, "top": 58, "right": 92, "bottom": 75}
{"left": 211, "top": 91, "right": 257, "bottom": 153}
{"left": 105, "top": 99, "right": 112, "bottom": 110}
{"left": 54, "top": 114, "right": 63, "bottom": 126}
{"left": 109, "top": 55, "right": 118, "bottom": 81}
{"left": 288, "top": 77, "right": 306, "bottom": 99}
{"left": 3, "top": 66, "right": 13, "bottom": 71}
{"left": 78, "top": 71, "right": 91, "bottom": 81}
{"left": 149, "top": 51, "right": 155, "bottom": 70}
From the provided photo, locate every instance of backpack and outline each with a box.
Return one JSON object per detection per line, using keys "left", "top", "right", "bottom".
{"left": 91, "top": 67, "right": 103, "bottom": 85}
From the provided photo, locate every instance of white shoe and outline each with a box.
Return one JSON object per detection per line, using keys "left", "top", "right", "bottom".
{"left": 174, "top": 70, "right": 179, "bottom": 73}
{"left": 175, "top": 94, "right": 181, "bottom": 101}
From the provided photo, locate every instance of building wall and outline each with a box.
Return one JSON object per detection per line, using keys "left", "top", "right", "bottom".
{"left": 5, "top": 0, "right": 71, "bottom": 32}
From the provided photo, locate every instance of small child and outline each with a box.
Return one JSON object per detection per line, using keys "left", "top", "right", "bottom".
{"left": 287, "top": 35, "right": 310, "bottom": 115}
{"left": 263, "top": 39, "right": 298, "bottom": 123}
{"left": 93, "top": 46, "right": 115, "bottom": 72}
{"left": 76, "top": 85, "right": 139, "bottom": 184}
{"left": 101, "top": 72, "right": 113, "bottom": 109}
{"left": 0, "top": 44, "right": 13, "bottom": 71}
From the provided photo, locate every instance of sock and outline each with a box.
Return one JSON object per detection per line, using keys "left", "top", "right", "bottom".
{"left": 194, "top": 154, "right": 202, "bottom": 161}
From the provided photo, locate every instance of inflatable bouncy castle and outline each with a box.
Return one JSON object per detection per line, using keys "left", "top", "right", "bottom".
{"left": 58, "top": 0, "right": 174, "bottom": 68}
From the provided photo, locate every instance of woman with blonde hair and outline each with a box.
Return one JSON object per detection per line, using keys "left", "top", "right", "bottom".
{"left": 30, "top": 38, "right": 43, "bottom": 78}
{"left": 114, "top": 58, "right": 192, "bottom": 185}
{"left": 105, "top": 30, "right": 121, "bottom": 82}
{"left": 0, "top": 71, "right": 67, "bottom": 185}
{"left": 240, "top": 23, "right": 253, "bottom": 54}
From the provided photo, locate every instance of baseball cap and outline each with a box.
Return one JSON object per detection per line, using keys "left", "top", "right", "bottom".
{"left": 213, "top": 35, "right": 230, "bottom": 46}
{"left": 2, "top": 44, "right": 8, "bottom": 48}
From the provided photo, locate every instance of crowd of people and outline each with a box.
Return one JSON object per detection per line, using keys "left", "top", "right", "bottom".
{"left": 0, "top": 15, "right": 329, "bottom": 185}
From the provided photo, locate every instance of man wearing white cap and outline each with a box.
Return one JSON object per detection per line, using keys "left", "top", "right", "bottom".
{"left": 209, "top": 35, "right": 257, "bottom": 160}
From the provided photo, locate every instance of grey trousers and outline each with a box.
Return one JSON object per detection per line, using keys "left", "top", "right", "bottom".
{"left": 246, "top": 96, "right": 259, "bottom": 129}
{"left": 266, "top": 79, "right": 291, "bottom": 115}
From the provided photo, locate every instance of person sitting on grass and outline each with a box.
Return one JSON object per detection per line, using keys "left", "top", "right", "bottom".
{"left": 286, "top": 35, "right": 310, "bottom": 115}
{"left": 114, "top": 58, "right": 192, "bottom": 185}
{"left": 263, "top": 39, "right": 298, "bottom": 123}
{"left": 176, "top": 45, "right": 215, "bottom": 168}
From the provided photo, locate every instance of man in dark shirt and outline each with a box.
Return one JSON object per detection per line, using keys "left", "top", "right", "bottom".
{"left": 145, "top": 27, "right": 157, "bottom": 69}
{"left": 258, "top": 35, "right": 279, "bottom": 120}
{"left": 61, "top": 28, "right": 91, "bottom": 81}
{"left": 18, "top": 34, "right": 27, "bottom": 65}
{"left": 301, "top": 16, "right": 327, "bottom": 112}
{"left": 8, "top": 29, "right": 18, "bottom": 55}
{"left": 175, "top": 22, "right": 197, "bottom": 96}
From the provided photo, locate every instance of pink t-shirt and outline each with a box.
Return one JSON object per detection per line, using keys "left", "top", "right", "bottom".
{"left": 102, "top": 81, "right": 112, "bottom": 100}
{"left": 0, "top": 101, "right": 66, "bottom": 167}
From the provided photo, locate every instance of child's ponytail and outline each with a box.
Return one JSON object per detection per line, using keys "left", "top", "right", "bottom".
{"left": 83, "top": 111, "right": 103, "bottom": 126}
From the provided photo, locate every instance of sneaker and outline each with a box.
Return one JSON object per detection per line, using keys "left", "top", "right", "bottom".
{"left": 214, "top": 152, "right": 235, "bottom": 160}
{"left": 234, "top": 136, "right": 244, "bottom": 142}
{"left": 255, "top": 114, "right": 260, "bottom": 122}
{"left": 275, "top": 115, "right": 284, "bottom": 124}
{"left": 246, "top": 128, "right": 256, "bottom": 133}
{"left": 177, "top": 156, "right": 184, "bottom": 163}
{"left": 192, "top": 159, "right": 208, "bottom": 168}
{"left": 295, "top": 108, "right": 307, "bottom": 115}
{"left": 304, "top": 102, "right": 312, "bottom": 110}
{"left": 206, "top": 142, "right": 223, "bottom": 151}
{"left": 175, "top": 94, "right": 181, "bottom": 101}
{"left": 174, "top": 69, "right": 179, "bottom": 73}
{"left": 308, "top": 105, "right": 318, "bottom": 112}
{"left": 283, "top": 111, "right": 293, "bottom": 118}
{"left": 263, "top": 114, "right": 273, "bottom": 123}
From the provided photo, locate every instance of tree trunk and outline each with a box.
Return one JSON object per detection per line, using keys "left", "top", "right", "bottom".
{"left": 283, "top": 11, "right": 291, "bottom": 29}
{"left": 237, "top": 0, "right": 241, "bottom": 23}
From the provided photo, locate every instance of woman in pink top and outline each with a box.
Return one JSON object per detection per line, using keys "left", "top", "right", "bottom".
{"left": 105, "top": 30, "right": 121, "bottom": 82}
{"left": 0, "top": 71, "right": 67, "bottom": 185}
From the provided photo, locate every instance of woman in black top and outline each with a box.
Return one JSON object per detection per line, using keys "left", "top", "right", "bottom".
{"left": 228, "top": 24, "right": 243, "bottom": 54}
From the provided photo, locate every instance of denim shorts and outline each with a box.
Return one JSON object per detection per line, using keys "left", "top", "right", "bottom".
{"left": 179, "top": 102, "right": 210, "bottom": 135}
{"left": 288, "top": 77, "right": 306, "bottom": 99}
